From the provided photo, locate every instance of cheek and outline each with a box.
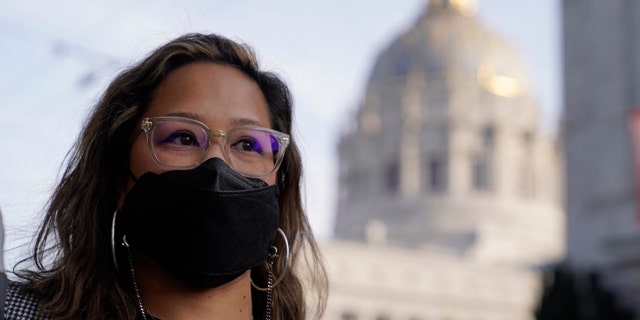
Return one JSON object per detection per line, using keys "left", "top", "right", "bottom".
{"left": 118, "top": 136, "right": 165, "bottom": 210}
{"left": 263, "top": 173, "right": 277, "bottom": 186}
{"left": 129, "top": 135, "right": 164, "bottom": 178}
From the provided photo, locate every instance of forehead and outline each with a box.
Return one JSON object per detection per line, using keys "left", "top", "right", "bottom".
{"left": 145, "top": 62, "right": 272, "bottom": 129}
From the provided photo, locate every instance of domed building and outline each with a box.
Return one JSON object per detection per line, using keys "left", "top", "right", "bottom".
{"left": 321, "top": 1, "right": 565, "bottom": 319}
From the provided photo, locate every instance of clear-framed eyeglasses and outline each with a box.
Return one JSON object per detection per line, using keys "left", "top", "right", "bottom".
{"left": 140, "top": 116, "right": 290, "bottom": 178}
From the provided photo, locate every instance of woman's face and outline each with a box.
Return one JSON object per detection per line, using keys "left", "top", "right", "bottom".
{"left": 126, "top": 62, "right": 275, "bottom": 196}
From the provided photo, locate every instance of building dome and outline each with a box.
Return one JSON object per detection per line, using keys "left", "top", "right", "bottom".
{"left": 369, "top": 1, "right": 529, "bottom": 100}
{"left": 335, "top": 0, "right": 563, "bottom": 263}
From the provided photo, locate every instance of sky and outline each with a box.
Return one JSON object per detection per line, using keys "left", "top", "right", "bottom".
{"left": 0, "top": 0, "right": 560, "bottom": 269}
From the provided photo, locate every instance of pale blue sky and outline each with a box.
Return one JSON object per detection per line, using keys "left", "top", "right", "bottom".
{"left": 0, "top": 0, "right": 560, "bottom": 268}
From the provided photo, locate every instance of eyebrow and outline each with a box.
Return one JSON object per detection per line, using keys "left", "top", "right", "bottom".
{"left": 163, "top": 111, "right": 270, "bottom": 128}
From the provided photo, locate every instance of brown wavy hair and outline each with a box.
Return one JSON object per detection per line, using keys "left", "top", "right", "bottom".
{"left": 16, "top": 33, "right": 328, "bottom": 320}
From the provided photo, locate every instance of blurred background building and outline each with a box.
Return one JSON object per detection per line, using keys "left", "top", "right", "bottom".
{"left": 558, "top": 0, "right": 640, "bottom": 317}
{"left": 321, "top": 0, "right": 565, "bottom": 319}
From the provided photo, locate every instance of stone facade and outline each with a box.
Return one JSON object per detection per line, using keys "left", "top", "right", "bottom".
{"left": 322, "top": 241, "right": 541, "bottom": 320}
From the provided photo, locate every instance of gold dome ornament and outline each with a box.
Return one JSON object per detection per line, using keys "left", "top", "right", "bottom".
{"left": 428, "top": 0, "right": 478, "bottom": 16}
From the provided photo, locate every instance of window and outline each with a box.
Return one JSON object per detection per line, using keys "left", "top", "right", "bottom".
{"left": 347, "top": 171, "right": 366, "bottom": 200}
{"left": 482, "top": 125, "right": 495, "bottom": 148}
{"left": 472, "top": 156, "right": 491, "bottom": 191}
{"left": 520, "top": 131, "right": 534, "bottom": 197}
{"left": 341, "top": 312, "right": 358, "bottom": 320}
{"left": 428, "top": 158, "right": 447, "bottom": 192}
{"left": 386, "top": 161, "right": 400, "bottom": 193}
{"left": 473, "top": 126, "right": 495, "bottom": 192}
{"left": 392, "top": 50, "right": 411, "bottom": 76}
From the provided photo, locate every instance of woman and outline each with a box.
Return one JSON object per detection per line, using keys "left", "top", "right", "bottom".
{"left": 6, "top": 33, "right": 327, "bottom": 320}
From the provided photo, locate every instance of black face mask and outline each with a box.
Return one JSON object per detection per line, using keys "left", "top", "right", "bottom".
{"left": 115, "top": 158, "right": 280, "bottom": 288}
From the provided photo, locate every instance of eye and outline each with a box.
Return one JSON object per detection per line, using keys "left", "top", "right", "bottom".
{"left": 231, "top": 137, "right": 263, "bottom": 153}
{"left": 161, "top": 130, "right": 201, "bottom": 147}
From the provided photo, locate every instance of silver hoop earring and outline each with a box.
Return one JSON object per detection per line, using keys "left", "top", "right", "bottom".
{"left": 111, "top": 210, "right": 121, "bottom": 273}
{"left": 251, "top": 227, "right": 290, "bottom": 291}
{"left": 251, "top": 228, "right": 289, "bottom": 320}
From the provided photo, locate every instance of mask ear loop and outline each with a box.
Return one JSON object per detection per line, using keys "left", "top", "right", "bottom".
{"left": 111, "top": 210, "right": 120, "bottom": 273}
{"left": 112, "top": 169, "right": 138, "bottom": 272}
{"left": 112, "top": 211, "right": 148, "bottom": 319}
{"left": 251, "top": 228, "right": 290, "bottom": 291}
{"left": 251, "top": 228, "right": 290, "bottom": 320}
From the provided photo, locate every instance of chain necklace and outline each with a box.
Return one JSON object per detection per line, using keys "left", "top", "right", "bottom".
{"left": 264, "top": 249, "right": 277, "bottom": 320}
{"left": 126, "top": 243, "right": 148, "bottom": 320}
{"left": 120, "top": 234, "right": 284, "bottom": 320}
{"left": 126, "top": 247, "right": 257, "bottom": 320}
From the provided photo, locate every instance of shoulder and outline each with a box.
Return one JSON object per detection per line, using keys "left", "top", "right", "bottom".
{"left": 4, "top": 280, "right": 52, "bottom": 320}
